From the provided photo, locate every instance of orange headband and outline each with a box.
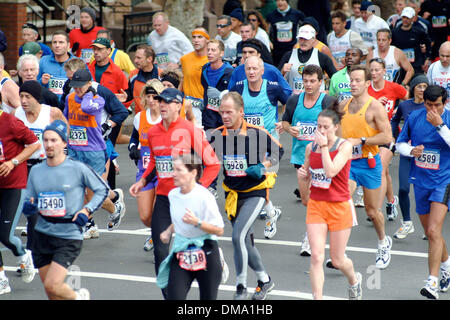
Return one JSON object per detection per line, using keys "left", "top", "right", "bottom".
{"left": 192, "top": 30, "right": 210, "bottom": 40}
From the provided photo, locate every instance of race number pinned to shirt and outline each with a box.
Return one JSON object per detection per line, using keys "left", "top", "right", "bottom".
{"left": 185, "top": 96, "right": 204, "bottom": 111}
{"left": 296, "top": 121, "right": 317, "bottom": 141}
{"left": 415, "top": 149, "right": 440, "bottom": 170}
{"left": 38, "top": 192, "right": 66, "bottom": 217}
{"left": 352, "top": 144, "right": 363, "bottom": 160}
{"left": 155, "top": 155, "right": 173, "bottom": 178}
{"left": 69, "top": 126, "right": 88, "bottom": 146}
{"left": 81, "top": 48, "right": 94, "bottom": 64}
{"left": 156, "top": 53, "right": 170, "bottom": 67}
{"left": 30, "top": 128, "right": 43, "bottom": 144}
{"left": 206, "top": 97, "right": 221, "bottom": 112}
{"left": 142, "top": 150, "right": 150, "bottom": 169}
{"left": 48, "top": 76, "right": 68, "bottom": 95}
{"left": 310, "top": 168, "right": 332, "bottom": 189}
{"left": 275, "top": 21, "right": 293, "bottom": 43}
{"left": 223, "top": 154, "right": 247, "bottom": 177}
{"left": 244, "top": 113, "right": 264, "bottom": 127}
{"left": 431, "top": 16, "right": 447, "bottom": 28}
{"left": 293, "top": 77, "right": 304, "bottom": 95}
{"left": 403, "top": 48, "right": 415, "bottom": 63}
{"left": 176, "top": 246, "right": 207, "bottom": 271}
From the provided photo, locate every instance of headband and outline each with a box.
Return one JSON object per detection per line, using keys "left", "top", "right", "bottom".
{"left": 242, "top": 42, "right": 262, "bottom": 53}
{"left": 161, "top": 74, "right": 180, "bottom": 89}
{"left": 191, "top": 29, "right": 210, "bottom": 40}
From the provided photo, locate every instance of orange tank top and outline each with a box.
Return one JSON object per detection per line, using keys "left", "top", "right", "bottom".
{"left": 341, "top": 97, "right": 379, "bottom": 158}
{"left": 138, "top": 110, "right": 158, "bottom": 148}
{"left": 66, "top": 93, "right": 98, "bottom": 128}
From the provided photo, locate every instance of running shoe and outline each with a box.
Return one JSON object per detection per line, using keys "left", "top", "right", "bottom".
{"left": 264, "top": 208, "right": 281, "bottom": 239}
{"left": 393, "top": 220, "right": 414, "bottom": 239}
{"left": 0, "top": 277, "right": 11, "bottom": 295}
{"left": 76, "top": 288, "right": 91, "bottom": 300}
{"left": 375, "top": 236, "right": 392, "bottom": 269}
{"left": 234, "top": 284, "right": 248, "bottom": 300}
{"left": 219, "top": 247, "right": 229, "bottom": 284}
{"left": 259, "top": 208, "right": 267, "bottom": 220}
{"left": 293, "top": 188, "right": 301, "bottom": 200}
{"left": 107, "top": 200, "right": 125, "bottom": 231}
{"left": 19, "top": 249, "right": 35, "bottom": 283}
{"left": 143, "top": 235, "right": 154, "bottom": 252}
{"left": 422, "top": 234, "right": 428, "bottom": 240}
{"left": 421, "top": 278, "right": 439, "bottom": 299}
{"left": 440, "top": 267, "right": 450, "bottom": 293}
{"left": 348, "top": 272, "right": 362, "bottom": 300}
{"left": 252, "top": 277, "right": 275, "bottom": 300}
{"left": 354, "top": 186, "right": 365, "bottom": 207}
{"left": 386, "top": 196, "right": 399, "bottom": 221}
{"left": 300, "top": 233, "right": 311, "bottom": 256}
{"left": 112, "top": 188, "right": 124, "bottom": 206}
{"left": 208, "top": 187, "right": 218, "bottom": 200}
{"left": 83, "top": 223, "right": 100, "bottom": 239}
{"left": 325, "top": 254, "right": 348, "bottom": 270}
{"left": 112, "top": 159, "right": 120, "bottom": 175}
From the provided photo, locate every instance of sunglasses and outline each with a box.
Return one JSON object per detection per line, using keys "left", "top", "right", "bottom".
{"left": 216, "top": 23, "right": 230, "bottom": 29}
{"left": 248, "top": 18, "right": 258, "bottom": 22}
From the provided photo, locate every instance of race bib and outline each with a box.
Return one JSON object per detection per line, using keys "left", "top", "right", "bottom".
{"left": 0, "top": 140, "right": 5, "bottom": 161}
{"left": 310, "top": 168, "right": 332, "bottom": 189}
{"left": 48, "top": 76, "right": 67, "bottom": 95}
{"left": 69, "top": 126, "right": 88, "bottom": 146}
{"left": 403, "top": 48, "right": 415, "bottom": 63}
{"left": 185, "top": 96, "right": 204, "bottom": 110}
{"left": 155, "top": 155, "right": 173, "bottom": 178}
{"left": 352, "top": 144, "right": 363, "bottom": 160}
{"left": 142, "top": 150, "right": 150, "bottom": 169}
{"left": 38, "top": 192, "right": 66, "bottom": 217}
{"left": 223, "top": 154, "right": 247, "bottom": 177}
{"left": 156, "top": 52, "right": 170, "bottom": 66}
{"left": 30, "top": 128, "right": 43, "bottom": 144}
{"left": 244, "top": 113, "right": 264, "bottom": 127}
{"left": 81, "top": 48, "right": 94, "bottom": 64}
{"left": 276, "top": 21, "right": 293, "bottom": 42}
{"left": 384, "top": 70, "right": 394, "bottom": 82}
{"left": 176, "top": 246, "right": 207, "bottom": 271}
{"left": 415, "top": 149, "right": 440, "bottom": 170}
{"left": 293, "top": 77, "right": 304, "bottom": 95}
{"left": 338, "top": 92, "right": 352, "bottom": 102}
{"left": 432, "top": 16, "right": 447, "bottom": 28}
{"left": 206, "top": 97, "right": 221, "bottom": 112}
{"left": 296, "top": 121, "right": 317, "bottom": 141}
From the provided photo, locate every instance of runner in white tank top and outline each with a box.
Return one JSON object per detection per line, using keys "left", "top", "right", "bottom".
{"left": 373, "top": 46, "right": 400, "bottom": 82}
{"left": 286, "top": 48, "right": 325, "bottom": 94}
{"left": 0, "top": 77, "right": 20, "bottom": 113}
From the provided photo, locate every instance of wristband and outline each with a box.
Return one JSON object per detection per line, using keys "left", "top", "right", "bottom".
{"left": 196, "top": 220, "right": 202, "bottom": 228}
{"left": 436, "top": 123, "right": 445, "bottom": 131}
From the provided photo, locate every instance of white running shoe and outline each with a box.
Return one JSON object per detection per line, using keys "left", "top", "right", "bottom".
{"left": 107, "top": 200, "right": 125, "bottom": 231}
{"left": 393, "top": 220, "right": 414, "bottom": 239}
{"left": 386, "top": 196, "right": 399, "bottom": 221}
{"left": 421, "top": 278, "right": 439, "bottom": 299}
{"left": 300, "top": 233, "right": 311, "bottom": 256}
{"left": 83, "top": 224, "right": 100, "bottom": 239}
{"left": 19, "top": 249, "right": 35, "bottom": 283}
{"left": 264, "top": 208, "right": 281, "bottom": 239}
{"left": 75, "top": 288, "right": 91, "bottom": 300}
{"left": 348, "top": 272, "right": 362, "bottom": 300}
{"left": 219, "top": 247, "right": 229, "bottom": 284}
{"left": 143, "top": 235, "right": 154, "bottom": 252}
{"left": 375, "top": 236, "right": 392, "bottom": 269}
{"left": 0, "top": 276, "right": 11, "bottom": 295}
{"left": 440, "top": 267, "right": 450, "bottom": 293}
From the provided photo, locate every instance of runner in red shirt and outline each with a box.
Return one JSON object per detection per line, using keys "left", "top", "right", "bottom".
{"left": 129, "top": 88, "right": 220, "bottom": 299}
{"left": 368, "top": 57, "right": 408, "bottom": 222}
{"left": 0, "top": 109, "right": 40, "bottom": 294}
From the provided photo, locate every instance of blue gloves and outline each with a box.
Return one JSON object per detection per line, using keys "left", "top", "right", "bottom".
{"left": 73, "top": 213, "right": 89, "bottom": 227}
{"left": 22, "top": 200, "right": 38, "bottom": 217}
{"left": 245, "top": 163, "right": 265, "bottom": 179}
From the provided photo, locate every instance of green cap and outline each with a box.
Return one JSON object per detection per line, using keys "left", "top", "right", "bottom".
{"left": 90, "top": 37, "right": 111, "bottom": 49}
{"left": 22, "top": 42, "right": 41, "bottom": 55}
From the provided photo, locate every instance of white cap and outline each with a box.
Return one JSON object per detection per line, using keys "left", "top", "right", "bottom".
{"left": 297, "top": 25, "right": 316, "bottom": 40}
{"left": 401, "top": 7, "right": 415, "bottom": 19}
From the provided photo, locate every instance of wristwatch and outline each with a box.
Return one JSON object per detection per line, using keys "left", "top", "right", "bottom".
{"left": 196, "top": 220, "right": 202, "bottom": 228}
{"left": 361, "top": 137, "right": 366, "bottom": 146}
{"left": 11, "top": 158, "right": 20, "bottom": 166}
{"left": 436, "top": 123, "right": 445, "bottom": 131}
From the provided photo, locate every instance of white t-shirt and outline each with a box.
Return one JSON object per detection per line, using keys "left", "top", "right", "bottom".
{"left": 147, "top": 26, "right": 194, "bottom": 68}
{"left": 216, "top": 32, "right": 242, "bottom": 63}
{"left": 255, "top": 28, "right": 271, "bottom": 52}
{"left": 168, "top": 184, "right": 224, "bottom": 238}
{"left": 427, "top": 61, "right": 450, "bottom": 110}
{"left": 351, "top": 15, "right": 389, "bottom": 49}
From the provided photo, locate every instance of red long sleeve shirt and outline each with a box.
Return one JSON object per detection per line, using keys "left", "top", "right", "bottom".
{"left": 142, "top": 117, "right": 220, "bottom": 196}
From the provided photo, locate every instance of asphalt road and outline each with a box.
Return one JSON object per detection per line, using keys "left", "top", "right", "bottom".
{"left": 1, "top": 132, "right": 449, "bottom": 302}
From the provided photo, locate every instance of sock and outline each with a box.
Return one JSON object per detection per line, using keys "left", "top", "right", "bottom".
{"left": 265, "top": 201, "right": 275, "bottom": 219}
{"left": 428, "top": 275, "right": 438, "bottom": 286}
{"left": 441, "top": 257, "right": 450, "bottom": 270}
{"left": 0, "top": 270, "right": 5, "bottom": 278}
{"left": 256, "top": 271, "right": 270, "bottom": 283}
{"left": 378, "top": 237, "right": 387, "bottom": 247}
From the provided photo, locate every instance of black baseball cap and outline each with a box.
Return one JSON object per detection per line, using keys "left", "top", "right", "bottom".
{"left": 69, "top": 69, "right": 92, "bottom": 88}
{"left": 22, "top": 23, "right": 41, "bottom": 41}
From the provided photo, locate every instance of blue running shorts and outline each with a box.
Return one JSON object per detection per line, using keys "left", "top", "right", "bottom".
{"left": 68, "top": 148, "right": 107, "bottom": 176}
{"left": 413, "top": 184, "right": 450, "bottom": 215}
{"left": 349, "top": 153, "right": 382, "bottom": 189}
